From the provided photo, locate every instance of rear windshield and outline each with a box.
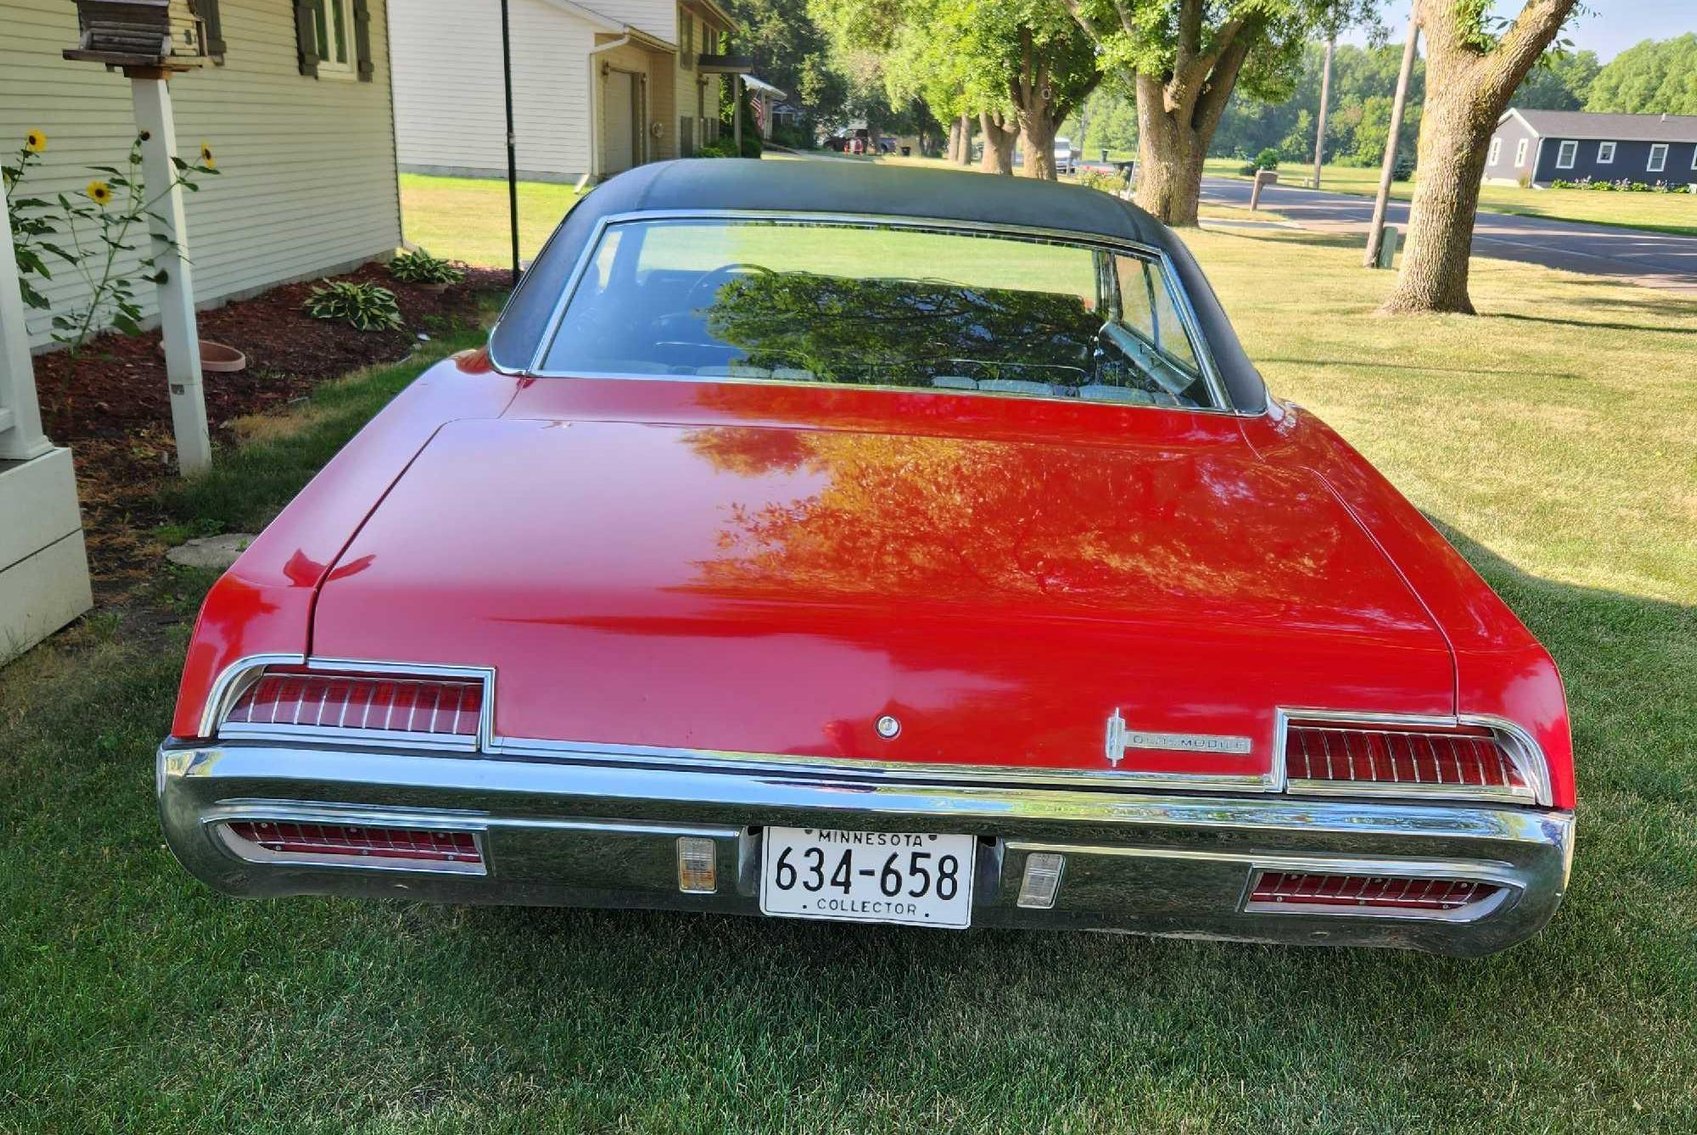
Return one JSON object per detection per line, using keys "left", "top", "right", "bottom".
{"left": 538, "top": 218, "right": 1218, "bottom": 409}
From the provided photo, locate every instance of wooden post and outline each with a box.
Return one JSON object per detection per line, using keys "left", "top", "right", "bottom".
{"left": 0, "top": 188, "right": 52, "bottom": 461}
{"left": 732, "top": 73, "right": 742, "bottom": 154}
{"left": 1365, "top": 11, "right": 1420, "bottom": 269}
{"left": 1313, "top": 37, "right": 1334, "bottom": 190}
{"left": 129, "top": 71, "right": 211, "bottom": 473}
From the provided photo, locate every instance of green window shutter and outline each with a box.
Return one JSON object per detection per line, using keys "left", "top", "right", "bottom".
{"left": 353, "top": 0, "right": 375, "bottom": 81}
{"left": 191, "top": 0, "right": 226, "bottom": 62}
{"left": 294, "top": 0, "right": 319, "bottom": 77}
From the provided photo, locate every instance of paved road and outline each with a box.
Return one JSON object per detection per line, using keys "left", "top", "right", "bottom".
{"left": 1201, "top": 176, "right": 1697, "bottom": 293}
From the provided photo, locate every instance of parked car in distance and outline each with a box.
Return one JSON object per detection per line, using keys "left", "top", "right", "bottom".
{"left": 1054, "top": 136, "right": 1077, "bottom": 173}
{"left": 160, "top": 160, "right": 1574, "bottom": 955}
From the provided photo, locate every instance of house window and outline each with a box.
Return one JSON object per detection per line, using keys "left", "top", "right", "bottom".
{"left": 1514, "top": 138, "right": 1528, "bottom": 167}
{"left": 310, "top": 0, "right": 356, "bottom": 75}
{"left": 1487, "top": 138, "right": 1501, "bottom": 165}
{"left": 1597, "top": 141, "right": 1616, "bottom": 164}
{"left": 1555, "top": 140, "right": 1577, "bottom": 169}
{"left": 1649, "top": 143, "right": 1668, "bottom": 172}
{"left": 680, "top": 9, "right": 693, "bottom": 68}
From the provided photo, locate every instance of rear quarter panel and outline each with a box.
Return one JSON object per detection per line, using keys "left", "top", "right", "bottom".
{"left": 1241, "top": 402, "right": 1575, "bottom": 809}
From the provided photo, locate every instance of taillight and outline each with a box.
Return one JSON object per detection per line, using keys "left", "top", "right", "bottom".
{"left": 221, "top": 670, "right": 483, "bottom": 743}
{"left": 1246, "top": 871, "right": 1502, "bottom": 915}
{"left": 220, "top": 819, "right": 484, "bottom": 873}
{"left": 1283, "top": 718, "right": 1543, "bottom": 804}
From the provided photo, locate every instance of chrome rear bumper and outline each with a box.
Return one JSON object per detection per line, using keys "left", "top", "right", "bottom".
{"left": 158, "top": 740, "right": 1573, "bottom": 956}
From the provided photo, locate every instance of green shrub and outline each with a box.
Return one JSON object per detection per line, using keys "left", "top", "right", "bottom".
{"left": 1253, "top": 148, "right": 1281, "bottom": 171}
{"left": 303, "top": 280, "right": 404, "bottom": 332}
{"left": 695, "top": 138, "right": 741, "bottom": 159}
{"left": 388, "top": 248, "right": 465, "bottom": 286}
{"left": 1074, "top": 168, "right": 1124, "bottom": 195}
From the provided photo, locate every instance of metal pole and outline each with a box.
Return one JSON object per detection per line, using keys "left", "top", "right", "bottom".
{"left": 131, "top": 73, "right": 211, "bottom": 473}
{"left": 1365, "top": 7, "right": 1420, "bottom": 269}
{"left": 500, "top": 0, "right": 520, "bottom": 285}
{"left": 1313, "top": 37, "right": 1334, "bottom": 190}
{"left": 732, "top": 73, "right": 743, "bottom": 154}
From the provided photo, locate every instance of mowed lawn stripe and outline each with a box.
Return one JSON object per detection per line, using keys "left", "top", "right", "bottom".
{"left": 2, "top": 222, "right": 1694, "bottom": 1132}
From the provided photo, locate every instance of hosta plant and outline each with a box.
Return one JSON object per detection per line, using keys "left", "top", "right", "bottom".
{"left": 303, "top": 280, "right": 404, "bottom": 332}
{"left": 388, "top": 248, "right": 465, "bottom": 286}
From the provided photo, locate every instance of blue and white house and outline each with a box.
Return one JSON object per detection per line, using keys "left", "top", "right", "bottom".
{"left": 1483, "top": 108, "right": 1697, "bottom": 188}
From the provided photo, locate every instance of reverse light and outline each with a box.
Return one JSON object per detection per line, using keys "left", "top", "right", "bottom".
{"left": 676, "top": 836, "right": 718, "bottom": 893}
{"left": 1017, "top": 852, "right": 1066, "bottom": 909}
{"left": 219, "top": 819, "right": 485, "bottom": 874}
{"left": 1283, "top": 718, "right": 1544, "bottom": 804}
{"left": 1245, "top": 870, "right": 1502, "bottom": 917}
{"left": 221, "top": 670, "right": 484, "bottom": 744}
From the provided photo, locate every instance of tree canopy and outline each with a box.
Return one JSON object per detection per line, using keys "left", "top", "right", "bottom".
{"left": 1585, "top": 34, "right": 1697, "bottom": 116}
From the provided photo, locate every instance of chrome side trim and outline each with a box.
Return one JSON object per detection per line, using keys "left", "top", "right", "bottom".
{"left": 511, "top": 210, "right": 1242, "bottom": 415}
{"left": 489, "top": 735, "right": 1279, "bottom": 793}
{"left": 1274, "top": 707, "right": 1554, "bottom": 808}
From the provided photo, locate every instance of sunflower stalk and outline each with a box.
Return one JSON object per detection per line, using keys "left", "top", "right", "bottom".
{"left": 4, "top": 132, "right": 219, "bottom": 357}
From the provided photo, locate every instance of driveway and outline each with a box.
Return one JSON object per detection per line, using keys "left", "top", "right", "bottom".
{"left": 1201, "top": 176, "right": 1697, "bottom": 293}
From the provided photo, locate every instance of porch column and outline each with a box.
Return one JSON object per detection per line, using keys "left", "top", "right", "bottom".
{"left": 732, "top": 73, "right": 741, "bottom": 153}
{"left": 0, "top": 187, "right": 50, "bottom": 462}
{"left": 130, "top": 70, "right": 212, "bottom": 474}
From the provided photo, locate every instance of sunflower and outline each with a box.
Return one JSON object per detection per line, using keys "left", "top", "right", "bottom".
{"left": 24, "top": 129, "right": 47, "bottom": 154}
{"left": 198, "top": 142, "right": 215, "bottom": 169}
{"left": 86, "top": 179, "right": 113, "bottom": 207}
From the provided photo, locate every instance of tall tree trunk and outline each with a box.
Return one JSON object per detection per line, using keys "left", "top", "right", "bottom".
{"left": 980, "top": 111, "right": 1016, "bottom": 174}
{"left": 1019, "top": 111, "right": 1058, "bottom": 179}
{"left": 948, "top": 114, "right": 974, "bottom": 165}
{"left": 1011, "top": 28, "right": 1058, "bottom": 180}
{"left": 1383, "top": 0, "right": 1579, "bottom": 314}
{"left": 1132, "top": 73, "right": 1210, "bottom": 224}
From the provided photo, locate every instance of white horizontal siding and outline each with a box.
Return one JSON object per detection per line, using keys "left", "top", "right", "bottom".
{"left": 0, "top": 0, "right": 402, "bottom": 349}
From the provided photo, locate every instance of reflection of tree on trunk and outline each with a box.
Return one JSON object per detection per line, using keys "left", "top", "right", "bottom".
{"left": 703, "top": 272, "right": 1100, "bottom": 384}
{"left": 683, "top": 426, "right": 1337, "bottom": 610}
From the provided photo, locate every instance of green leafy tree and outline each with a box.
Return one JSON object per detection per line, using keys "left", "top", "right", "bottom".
{"left": 1060, "top": 0, "right": 1374, "bottom": 224}
{"left": 722, "top": 0, "right": 848, "bottom": 135}
{"left": 1513, "top": 47, "right": 1599, "bottom": 109}
{"left": 1585, "top": 35, "right": 1697, "bottom": 115}
{"left": 820, "top": 0, "right": 1099, "bottom": 178}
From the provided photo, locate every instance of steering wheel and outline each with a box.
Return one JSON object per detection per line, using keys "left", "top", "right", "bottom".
{"left": 685, "top": 262, "right": 774, "bottom": 309}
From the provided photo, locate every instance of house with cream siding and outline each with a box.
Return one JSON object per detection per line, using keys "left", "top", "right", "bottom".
{"left": 387, "top": 0, "right": 733, "bottom": 183}
{"left": 0, "top": 0, "right": 404, "bottom": 350}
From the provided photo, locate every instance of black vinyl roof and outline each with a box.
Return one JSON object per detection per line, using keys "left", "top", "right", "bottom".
{"left": 489, "top": 158, "right": 1267, "bottom": 413}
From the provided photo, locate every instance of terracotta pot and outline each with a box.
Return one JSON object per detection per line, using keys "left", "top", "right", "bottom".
{"left": 161, "top": 338, "right": 247, "bottom": 372}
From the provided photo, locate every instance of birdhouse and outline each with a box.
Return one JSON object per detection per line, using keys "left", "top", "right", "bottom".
{"left": 63, "top": 0, "right": 208, "bottom": 70}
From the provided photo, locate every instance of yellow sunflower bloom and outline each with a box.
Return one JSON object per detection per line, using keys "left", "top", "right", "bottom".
{"left": 198, "top": 142, "right": 215, "bottom": 169}
{"left": 86, "top": 180, "right": 113, "bottom": 206}
{"left": 25, "top": 129, "right": 47, "bottom": 154}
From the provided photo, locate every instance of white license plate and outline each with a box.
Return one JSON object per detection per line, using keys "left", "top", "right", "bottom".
{"left": 759, "top": 827, "right": 976, "bottom": 929}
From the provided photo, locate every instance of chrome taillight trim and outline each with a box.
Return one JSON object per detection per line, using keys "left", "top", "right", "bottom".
{"left": 203, "top": 656, "right": 497, "bottom": 752}
{"left": 208, "top": 804, "right": 489, "bottom": 876}
{"left": 1275, "top": 708, "right": 1553, "bottom": 808}
{"left": 1239, "top": 861, "right": 1518, "bottom": 923}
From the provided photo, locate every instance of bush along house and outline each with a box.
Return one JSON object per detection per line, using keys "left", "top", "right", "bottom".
{"left": 1483, "top": 108, "right": 1697, "bottom": 189}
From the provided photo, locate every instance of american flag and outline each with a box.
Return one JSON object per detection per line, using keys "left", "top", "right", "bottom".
{"left": 750, "top": 93, "right": 769, "bottom": 135}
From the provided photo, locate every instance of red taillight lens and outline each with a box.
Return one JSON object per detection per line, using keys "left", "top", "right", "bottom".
{"left": 1284, "top": 721, "right": 1532, "bottom": 800}
{"left": 1248, "top": 871, "right": 1500, "bottom": 912}
{"left": 222, "top": 672, "right": 483, "bottom": 740}
{"left": 224, "top": 820, "right": 483, "bottom": 865}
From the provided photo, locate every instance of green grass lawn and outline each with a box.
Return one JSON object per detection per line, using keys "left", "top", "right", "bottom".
{"left": 400, "top": 173, "right": 586, "bottom": 267}
{"left": 4, "top": 227, "right": 1696, "bottom": 1131}
{"left": 1203, "top": 156, "right": 1697, "bottom": 237}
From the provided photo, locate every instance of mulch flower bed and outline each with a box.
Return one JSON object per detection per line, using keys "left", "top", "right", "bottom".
{"left": 30, "top": 263, "right": 510, "bottom": 587}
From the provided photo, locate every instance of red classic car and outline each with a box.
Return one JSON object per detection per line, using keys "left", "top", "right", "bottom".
{"left": 160, "top": 160, "right": 1574, "bottom": 954}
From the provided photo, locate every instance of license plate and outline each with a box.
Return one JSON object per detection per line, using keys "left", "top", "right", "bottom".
{"left": 760, "top": 827, "right": 976, "bottom": 929}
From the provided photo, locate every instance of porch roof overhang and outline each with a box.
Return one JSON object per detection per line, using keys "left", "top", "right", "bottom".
{"left": 696, "top": 53, "right": 754, "bottom": 75}
{"left": 742, "top": 74, "right": 786, "bottom": 99}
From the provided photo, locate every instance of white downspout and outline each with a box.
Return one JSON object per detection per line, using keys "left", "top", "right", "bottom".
{"left": 587, "top": 34, "right": 632, "bottom": 182}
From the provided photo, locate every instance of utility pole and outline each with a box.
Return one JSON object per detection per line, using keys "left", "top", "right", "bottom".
{"left": 1365, "top": 6, "right": 1420, "bottom": 268}
{"left": 1313, "top": 37, "right": 1335, "bottom": 189}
